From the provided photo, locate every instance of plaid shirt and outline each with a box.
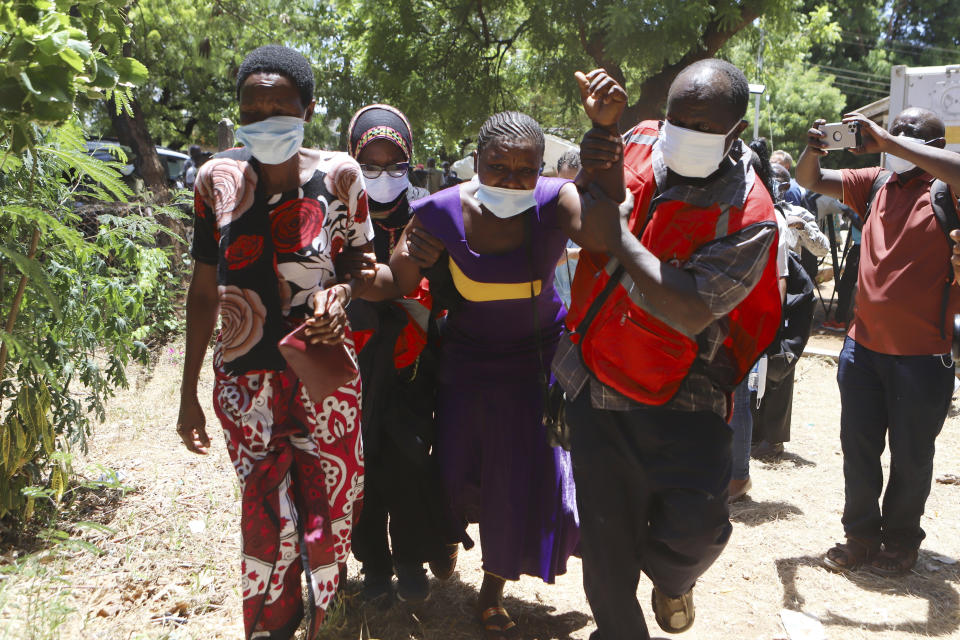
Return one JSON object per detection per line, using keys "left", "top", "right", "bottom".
{"left": 553, "top": 140, "right": 776, "bottom": 417}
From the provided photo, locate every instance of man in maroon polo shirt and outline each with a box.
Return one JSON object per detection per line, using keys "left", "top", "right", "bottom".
{"left": 797, "top": 107, "right": 960, "bottom": 576}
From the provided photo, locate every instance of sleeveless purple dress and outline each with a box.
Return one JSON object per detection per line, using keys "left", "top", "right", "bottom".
{"left": 412, "top": 177, "right": 579, "bottom": 583}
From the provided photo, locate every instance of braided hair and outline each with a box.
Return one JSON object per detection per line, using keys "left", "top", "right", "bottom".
{"left": 748, "top": 137, "right": 777, "bottom": 199}
{"left": 476, "top": 111, "right": 545, "bottom": 155}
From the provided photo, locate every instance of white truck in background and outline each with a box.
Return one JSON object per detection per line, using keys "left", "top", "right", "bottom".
{"left": 888, "top": 64, "right": 960, "bottom": 153}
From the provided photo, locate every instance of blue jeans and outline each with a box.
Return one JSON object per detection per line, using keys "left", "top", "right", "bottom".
{"left": 837, "top": 336, "right": 954, "bottom": 549}
{"left": 729, "top": 378, "right": 753, "bottom": 480}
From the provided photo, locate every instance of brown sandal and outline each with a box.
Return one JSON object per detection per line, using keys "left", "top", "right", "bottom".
{"left": 822, "top": 537, "right": 879, "bottom": 573}
{"left": 870, "top": 547, "right": 919, "bottom": 576}
{"left": 479, "top": 606, "right": 519, "bottom": 640}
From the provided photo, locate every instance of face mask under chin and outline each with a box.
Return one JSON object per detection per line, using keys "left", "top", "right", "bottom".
{"left": 474, "top": 179, "right": 537, "bottom": 218}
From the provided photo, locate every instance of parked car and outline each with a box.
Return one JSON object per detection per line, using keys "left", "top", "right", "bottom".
{"left": 84, "top": 139, "right": 189, "bottom": 189}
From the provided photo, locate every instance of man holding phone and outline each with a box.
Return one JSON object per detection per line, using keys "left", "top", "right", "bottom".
{"left": 797, "top": 108, "right": 960, "bottom": 576}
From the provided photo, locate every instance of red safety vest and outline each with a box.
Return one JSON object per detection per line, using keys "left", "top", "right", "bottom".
{"left": 566, "top": 120, "right": 782, "bottom": 405}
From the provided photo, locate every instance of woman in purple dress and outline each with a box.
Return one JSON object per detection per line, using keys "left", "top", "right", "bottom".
{"left": 358, "top": 111, "right": 596, "bottom": 639}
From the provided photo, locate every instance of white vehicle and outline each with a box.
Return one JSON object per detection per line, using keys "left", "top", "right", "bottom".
{"left": 888, "top": 64, "right": 960, "bottom": 153}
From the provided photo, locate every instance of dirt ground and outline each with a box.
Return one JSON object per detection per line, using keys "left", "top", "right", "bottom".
{"left": 3, "top": 314, "right": 960, "bottom": 640}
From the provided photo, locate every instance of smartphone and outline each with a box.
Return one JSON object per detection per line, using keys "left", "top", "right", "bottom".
{"left": 818, "top": 121, "right": 861, "bottom": 150}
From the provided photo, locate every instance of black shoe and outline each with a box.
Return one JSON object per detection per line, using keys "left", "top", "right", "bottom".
{"left": 751, "top": 440, "right": 784, "bottom": 460}
{"left": 361, "top": 569, "right": 393, "bottom": 602}
{"left": 396, "top": 563, "right": 430, "bottom": 604}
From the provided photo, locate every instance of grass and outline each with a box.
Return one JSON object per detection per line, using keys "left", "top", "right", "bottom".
{"left": 2, "top": 325, "right": 960, "bottom": 639}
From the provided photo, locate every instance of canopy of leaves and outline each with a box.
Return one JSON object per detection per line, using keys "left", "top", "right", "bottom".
{"left": 0, "top": 0, "right": 146, "bottom": 152}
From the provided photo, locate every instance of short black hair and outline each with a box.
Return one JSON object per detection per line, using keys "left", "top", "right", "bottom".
{"left": 477, "top": 111, "right": 545, "bottom": 155}
{"left": 236, "top": 45, "right": 315, "bottom": 108}
{"left": 668, "top": 58, "right": 750, "bottom": 121}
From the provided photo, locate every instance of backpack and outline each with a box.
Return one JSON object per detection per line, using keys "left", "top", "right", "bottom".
{"left": 862, "top": 171, "right": 960, "bottom": 339}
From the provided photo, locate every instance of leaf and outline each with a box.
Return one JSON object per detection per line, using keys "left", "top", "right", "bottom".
{"left": 113, "top": 57, "right": 148, "bottom": 86}
{"left": 0, "top": 245, "right": 62, "bottom": 320}
{"left": 58, "top": 46, "right": 85, "bottom": 72}
{"left": 50, "top": 466, "right": 65, "bottom": 501}
{"left": 37, "top": 30, "right": 70, "bottom": 56}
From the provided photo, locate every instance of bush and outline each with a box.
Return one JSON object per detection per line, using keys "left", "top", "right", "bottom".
{"left": 0, "top": 119, "right": 184, "bottom": 522}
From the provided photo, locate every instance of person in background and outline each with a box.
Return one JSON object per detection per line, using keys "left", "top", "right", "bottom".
{"left": 554, "top": 150, "right": 583, "bottom": 308}
{"left": 411, "top": 163, "right": 428, "bottom": 188}
{"left": 342, "top": 104, "right": 449, "bottom": 604}
{"left": 556, "top": 150, "right": 581, "bottom": 180}
{"left": 176, "top": 45, "right": 370, "bottom": 639}
{"left": 426, "top": 157, "right": 444, "bottom": 193}
{"left": 441, "top": 160, "right": 461, "bottom": 188}
{"left": 798, "top": 107, "right": 960, "bottom": 576}
{"left": 559, "top": 61, "right": 781, "bottom": 639}
{"left": 182, "top": 144, "right": 204, "bottom": 189}
{"left": 728, "top": 138, "right": 791, "bottom": 501}
{"left": 771, "top": 149, "right": 806, "bottom": 207}
{"left": 748, "top": 151, "right": 824, "bottom": 463}
{"left": 772, "top": 163, "right": 830, "bottom": 259}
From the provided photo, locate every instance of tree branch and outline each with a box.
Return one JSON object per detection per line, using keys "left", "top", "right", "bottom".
{"left": 620, "top": 0, "right": 764, "bottom": 128}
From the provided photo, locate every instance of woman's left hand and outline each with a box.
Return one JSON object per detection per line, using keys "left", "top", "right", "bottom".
{"left": 402, "top": 219, "right": 445, "bottom": 269}
{"left": 304, "top": 285, "right": 350, "bottom": 345}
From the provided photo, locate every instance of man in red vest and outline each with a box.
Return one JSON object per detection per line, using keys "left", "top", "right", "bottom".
{"left": 555, "top": 59, "right": 782, "bottom": 639}
{"left": 798, "top": 109, "right": 960, "bottom": 576}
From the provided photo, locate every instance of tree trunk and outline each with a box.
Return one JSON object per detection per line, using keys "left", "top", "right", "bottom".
{"left": 617, "top": 1, "right": 765, "bottom": 129}
{"left": 108, "top": 96, "right": 170, "bottom": 203}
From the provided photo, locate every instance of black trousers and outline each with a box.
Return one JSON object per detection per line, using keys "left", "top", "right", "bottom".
{"left": 837, "top": 336, "right": 954, "bottom": 550}
{"left": 567, "top": 390, "right": 733, "bottom": 640}
{"left": 351, "top": 432, "right": 447, "bottom": 575}
{"left": 751, "top": 365, "right": 796, "bottom": 445}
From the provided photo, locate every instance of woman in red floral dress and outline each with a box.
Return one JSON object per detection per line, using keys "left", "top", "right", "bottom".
{"left": 175, "top": 45, "right": 373, "bottom": 640}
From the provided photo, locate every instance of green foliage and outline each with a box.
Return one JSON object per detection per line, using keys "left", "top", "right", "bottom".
{"left": 0, "top": 0, "right": 147, "bottom": 152}
{"left": 0, "top": 120, "right": 184, "bottom": 522}
{"left": 724, "top": 3, "right": 847, "bottom": 158}
{"left": 84, "top": 0, "right": 354, "bottom": 152}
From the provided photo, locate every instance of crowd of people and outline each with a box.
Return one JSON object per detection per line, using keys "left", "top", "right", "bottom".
{"left": 174, "top": 44, "right": 960, "bottom": 640}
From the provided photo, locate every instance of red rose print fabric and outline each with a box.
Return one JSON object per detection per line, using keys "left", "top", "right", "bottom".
{"left": 225, "top": 235, "right": 265, "bottom": 270}
{"left": 187, "top": 148, "right": 374, "bottom": 638}
{"left": 212, "top": 335, "right": 363, "bottom": 640}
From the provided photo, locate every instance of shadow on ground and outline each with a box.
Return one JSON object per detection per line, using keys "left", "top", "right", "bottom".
{"left": 0, "top": 481, "right": 128, "bottom": 558}
{"left": 320, "top": 572, "right": 592, "bottom": 640}
{"left": 775, "top": 552, "right": 960, "bottom": 636}
{"left": 730, "top": 499, "right": 803, "bottom": 526}
{"left": 756, "top": 451, "right": 817, "bottom": 468}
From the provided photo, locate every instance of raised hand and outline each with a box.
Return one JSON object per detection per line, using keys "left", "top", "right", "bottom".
{"left": 843, "top": 112, "right": 891, "bottom": 155}
{"left": 806, "top": 119, "right": 829, "bottom": 156}
{"left": 576, "top": 69, "right": 628, "bottom": 129}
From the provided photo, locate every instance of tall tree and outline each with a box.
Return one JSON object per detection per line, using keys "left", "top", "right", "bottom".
{"left": 349, "top": 0, "right": 796, "bottom": 152}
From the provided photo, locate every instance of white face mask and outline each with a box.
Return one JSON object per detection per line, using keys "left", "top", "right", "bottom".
{"left": 365, "top": 173, "right": 410, "bottom": 204}
{"left": 475, "top": 179, "right": 537, "bottom": 218}
{"left": 234, "top": 115, "right": 304, "bottom": 165}
{"left": 659, "top": 119, "right": 740, "bottom": 179}
{"left": 885, "top": 135, "right": 926, "bottom": 174}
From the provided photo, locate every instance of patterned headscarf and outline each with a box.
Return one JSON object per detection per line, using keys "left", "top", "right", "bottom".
{"left": 347, "top": 104, "right": 413, "bottom": 161}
